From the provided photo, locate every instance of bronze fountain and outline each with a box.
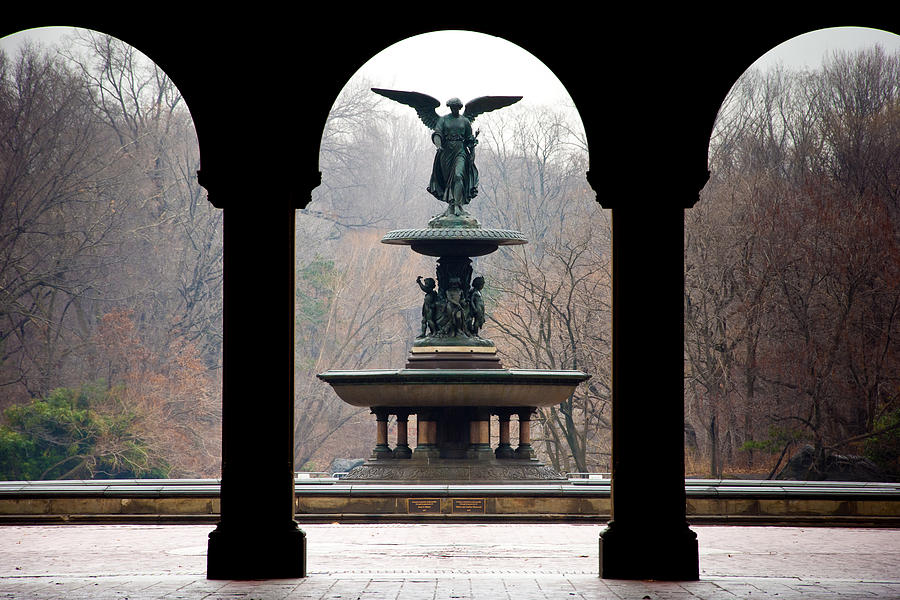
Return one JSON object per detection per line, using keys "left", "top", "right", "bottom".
{"left": 317, "top": 89, "right": 590, "bottom": 481}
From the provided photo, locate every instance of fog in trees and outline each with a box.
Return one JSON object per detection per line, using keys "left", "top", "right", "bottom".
{"left": 5, "top": 29, "right": 897, "bottom": 484}
{"left": 0, "top": 30, "right": 608, "bottom": 479}
{"left": 0, "top": 32, "right": 221, "bottom": 479}
{"left": 686, "top": 46, "right": 900, "bottom": 480}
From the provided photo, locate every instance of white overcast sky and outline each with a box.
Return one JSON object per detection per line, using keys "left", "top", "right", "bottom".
{"left": 749, "top": 26, "right": 900, "bottom": 72}
{"left": 0, "top": 26, "right": 72, "bottom": 54}
{"left": 349, "top": 30, "right": 572, "bottom": 109}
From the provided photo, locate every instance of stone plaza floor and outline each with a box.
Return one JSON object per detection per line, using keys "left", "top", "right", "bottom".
{"left": 0, "top": 523, "right": 899, "bottom": 599}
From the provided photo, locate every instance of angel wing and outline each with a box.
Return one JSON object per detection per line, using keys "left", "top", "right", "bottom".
{"left": 463, "top": 96, "right": 523, "bottom": 122}
{"left": 371, "top": 88, "right": 441, "bottom": 129}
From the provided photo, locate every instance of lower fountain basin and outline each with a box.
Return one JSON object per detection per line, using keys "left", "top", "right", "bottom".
{"left": 316, "top": 368, "right": 590, "bottom": 408}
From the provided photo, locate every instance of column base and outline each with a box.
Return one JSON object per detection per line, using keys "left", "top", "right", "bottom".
{"left": 515, "top": 443, "right": 534, "bottom": 459}
{"left": 467, "top": 444, "right": 493, "bottom": 459}
{"left": 414, "top": 444, "right": 440, "bottom": 458}
{"left": 372, "top": 444, "right": 393, "bottom": 459}
{"left": 207, "top": 523, "right": 306, "bottom": 579}
{"left": 495, "top": 443, "right": 515, "bottom": 459}
{"left": 393, "top": 443, "right": 412, "bottom": 459}
{"left": 598, "top": 520, "right": 698, "bottom": 580}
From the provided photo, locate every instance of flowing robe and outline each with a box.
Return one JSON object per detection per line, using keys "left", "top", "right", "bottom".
{"left": 427, "top": 114, "right": 478, "bottom": 214}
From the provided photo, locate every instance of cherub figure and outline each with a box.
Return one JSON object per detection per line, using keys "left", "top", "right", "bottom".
{"left": 468, "top": 276, "right": 486, "bottom": 336}
{"left": 416, "top": 276, "right": 439, "bottom": 338}
{"left": 441, "top": 277, "right": 469, "bottom": 337}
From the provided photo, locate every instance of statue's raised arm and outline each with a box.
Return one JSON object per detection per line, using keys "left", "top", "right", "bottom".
{"left": 371, "top": 88, "right": 522, "bottom": 224}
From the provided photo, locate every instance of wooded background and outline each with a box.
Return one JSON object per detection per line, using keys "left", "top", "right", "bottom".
{"left": 686, "top": 47, "right": 900, "bottom": 479}
{"left": 1, "top": 32, "right": 897, "bottom": 481}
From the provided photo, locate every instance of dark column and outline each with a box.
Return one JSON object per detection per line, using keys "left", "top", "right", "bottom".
{"left": 414, "top": 411, "right": 438, "bottom": 457}
{"left": 515, "top": 408, "right": 535, "bottom": 459}
{"left": 206, "top": 197, "right": 305, "bottom": 579}
{"left": 598, "top": 206, "right": 698, "bottom": 580}
{"left": 467, "top": 408, "right": 492, "bottom": 458}
{"left": 372, "top": 408, "right": 393, "bottom": 458}
{"left": 495, "top": 410, "right": 515, "bottom": 459}
{"left": 394, "top": 411, "right": 412, "bottom": 459}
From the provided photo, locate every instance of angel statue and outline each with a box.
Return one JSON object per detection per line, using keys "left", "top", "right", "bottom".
{"left": 372, "top": 88, "right": 522, "bottom": 221}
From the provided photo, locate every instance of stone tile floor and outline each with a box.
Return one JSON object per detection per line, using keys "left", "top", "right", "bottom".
{"left": 0, "top": 523, "right": 898, "bottom": 599}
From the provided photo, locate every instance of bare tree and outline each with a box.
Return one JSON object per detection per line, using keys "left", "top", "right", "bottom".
{"left": 0, "top": 44, "right": 128, "bottom": 402}
{"left": 293, "top": 231, "right": 427, "bottom": 469}
{"left": 61, "top": 31, "right": 223, "bottom": 368}
{"left": 475, "top": 106, "right": 610, "bottom": 473}
{"left": 310, "top": 80, "right": 435, "bottom": 231}
{"left": 1, "top": 34, "right": 223, "bottom": 478}
{"left": 688, "top": 47, "right": 900, "bottom": 479}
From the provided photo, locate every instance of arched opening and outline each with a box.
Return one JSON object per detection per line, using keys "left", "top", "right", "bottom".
{"left": 688, "top": 26, "right": 900, "bottom": 481}
{"left": 298, "top": 30, "right": 611, "bottom": 478}
{"left": 0, "top": 27, "right": 222, "bottom": 480}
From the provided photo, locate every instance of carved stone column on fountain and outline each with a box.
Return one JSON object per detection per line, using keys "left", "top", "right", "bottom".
{"left": 316, "top": 88, "right": 589, "bottom": 482}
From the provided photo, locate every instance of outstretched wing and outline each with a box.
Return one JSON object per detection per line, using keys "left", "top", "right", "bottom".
{"left": 371, "top": 88, "right": 441, "bottom": 130}
{"left": 463, "top": 96, "right": 523, "bottom": 123}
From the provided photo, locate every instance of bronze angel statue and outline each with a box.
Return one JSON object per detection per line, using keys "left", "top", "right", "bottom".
{"left": 372, "top": 88, "right": 522, "bottom": 219}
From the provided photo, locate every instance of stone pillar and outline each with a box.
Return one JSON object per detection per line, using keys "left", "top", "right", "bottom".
{"left": 372, "top": 408, "right": 393, "bottom": 458}
{"left": 394, "top": 411, "right": 412, "bottom": 459}
{"left": 597, "top": 206, "right": 698, "bottom": 580}
{"left": 467, "top": 408, "right": 492, "bottom": 458}
{"left": 414, "top": 411, "right": 438, "bottom": 456}
{"left": 515, "top": 408, "right": 534, "bottom": 459}
{"left": 495, "top": 410, "right": 515, "bottom": 459}
{"left": 206, "top": 195, "right": 305, "bottom": 579}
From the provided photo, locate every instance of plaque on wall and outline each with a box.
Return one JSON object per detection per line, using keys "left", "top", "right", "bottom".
{"left": 451, "top": 498, "right": 485, "bottom": 513}
{"left": 407, "top": 498, "right": 441, "bottom": 513}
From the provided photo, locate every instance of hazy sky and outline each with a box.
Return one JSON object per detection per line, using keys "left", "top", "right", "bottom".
{"left": 0, "top": 26, "right": 70, "bottom": 55}
{"left": 349, "top": 30, "right": 573, "bottom": 109}
{"left": 749, "top": 26, "right": 900, "bottom": 72}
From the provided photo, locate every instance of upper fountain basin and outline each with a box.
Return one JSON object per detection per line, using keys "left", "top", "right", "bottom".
{"left": 381, "top": 227, "right": 527, "bottom": 257}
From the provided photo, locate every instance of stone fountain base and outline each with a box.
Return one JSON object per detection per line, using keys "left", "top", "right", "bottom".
{"left": 317, "top": 362, "right": 589, "bottom": 483}
{"left": 342, "top": 456, "right": 565, "bottom": 483}
{"left": 317, "top": 218, "right": 590, "bottom": 484}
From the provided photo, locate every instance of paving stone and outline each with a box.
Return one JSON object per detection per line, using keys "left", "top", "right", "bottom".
{"left": 1, "top": 524, "right": 899, "bottom": 598}
{"left": 396, "top": 580, "right": 438, "bottom": 600}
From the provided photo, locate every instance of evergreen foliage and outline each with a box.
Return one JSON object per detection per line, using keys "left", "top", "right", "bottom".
{"left": 0, "top": 384, "right": 169, "bottom": 480}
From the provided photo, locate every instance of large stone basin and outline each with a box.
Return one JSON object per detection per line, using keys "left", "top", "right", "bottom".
{"left": 317, "top": 368, "right": 590, "bottom": 408}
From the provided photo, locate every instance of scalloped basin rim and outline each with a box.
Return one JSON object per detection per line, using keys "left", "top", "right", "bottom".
{"left": 381, "top": 228, "right": 528, "bottom": 245}
{"left": 317, "top": 368, "right": 591, "bottom": 408}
